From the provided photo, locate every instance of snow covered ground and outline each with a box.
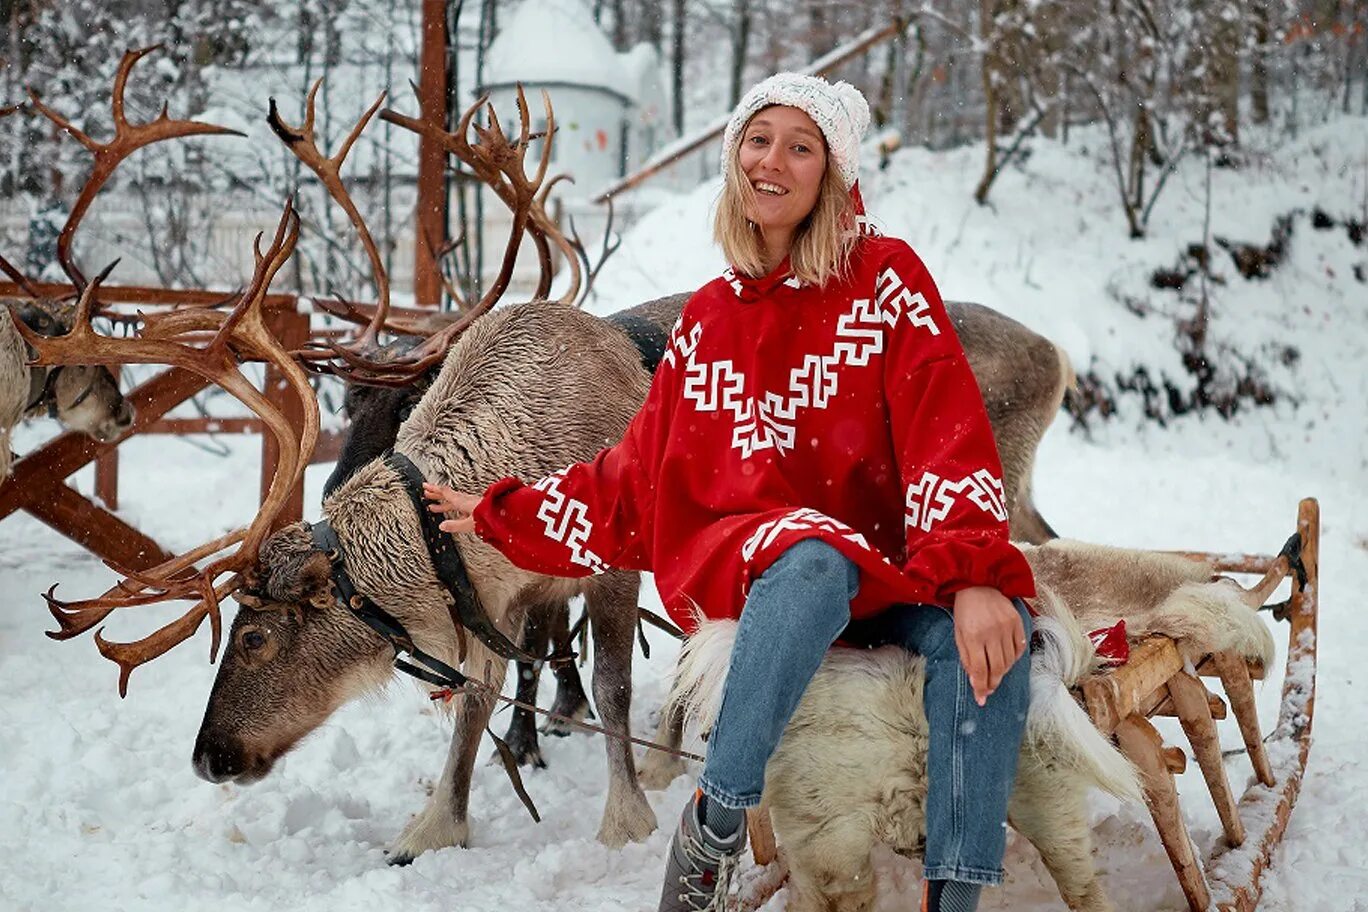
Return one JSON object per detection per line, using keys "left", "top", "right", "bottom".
{"left": 2, "top": 116, "right": 1366, "bottom": 911}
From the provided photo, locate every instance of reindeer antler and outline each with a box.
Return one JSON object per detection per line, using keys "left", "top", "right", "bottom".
{"left": 0, "top": 252, "right": 42, "bottom": 299}
{"left": 267, "top": 81, "right": 390, "bottom": 349}
{"left": 382, "top": 85, "right": 586, "bottom": 304}
{"left": 17, "top": 201, "right": 318, "bottom": 696}
{"left": 27, "top": 45, "right": 243, "bottom": 289}
{"left": 568, "top": 194, "right": 622, "bottom": 305}
{"left": 282, "top": 86, "right": 579, "bottom": 387}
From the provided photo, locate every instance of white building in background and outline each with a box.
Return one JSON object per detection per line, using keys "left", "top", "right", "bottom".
{"left": 476, "top": 0, "right": 676, "bottom": 296}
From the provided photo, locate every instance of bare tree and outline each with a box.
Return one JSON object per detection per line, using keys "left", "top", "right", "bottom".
{"left": 729, "top": 0, "right": 753, "bottom": 107}
{"left": 671, "top": 0, "right": 686, "bottom": 134}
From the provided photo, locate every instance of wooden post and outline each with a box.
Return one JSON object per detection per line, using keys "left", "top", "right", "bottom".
{"left": 260, "top": 305, "right": 311, "bottom": 525}
{"left": 413, "top": 0, "right": 449, "bottom": 307}
{"left": 747, "top": 803, "right": 778, "bottom": 866}
{"left": 25, "top": 481, "right": 172, "bottom": 571}
{"left": 1081, "top": 636, "right": 1184, "bottom": 735}
{"left": 0, "top": 367, "right": 209, "bottom": 522}
{"left": 95, "top": 449, "right": 118, "bottom": 510}
{"left": 1212, "top": 499, "right": 1320, "bottom": 912}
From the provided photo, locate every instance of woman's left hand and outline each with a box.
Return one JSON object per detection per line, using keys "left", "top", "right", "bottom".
{"left": 951, "top": 586, "right": 1026, "bottom": 707}
{"left": 422, "top": 482, "right": 483, "bottom": 535}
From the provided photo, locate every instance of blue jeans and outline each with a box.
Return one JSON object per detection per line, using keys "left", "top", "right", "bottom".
{"left": 697, "top": 538, "right": 1033, "bottom": 886}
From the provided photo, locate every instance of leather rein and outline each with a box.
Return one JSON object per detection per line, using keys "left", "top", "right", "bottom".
{"left": 308, "top": 451, "right": 703, "bottom": 821}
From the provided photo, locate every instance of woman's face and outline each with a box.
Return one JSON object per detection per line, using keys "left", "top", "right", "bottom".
{"left": 737, "top": 105, "right": 827, "bottom": 239}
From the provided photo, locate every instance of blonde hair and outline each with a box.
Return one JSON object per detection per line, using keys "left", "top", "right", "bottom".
{"left": 713, "top": 128, "right": 858, "bottom": 288}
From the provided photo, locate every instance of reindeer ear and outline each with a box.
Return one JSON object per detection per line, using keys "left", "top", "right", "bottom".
{"left": 302, "top": 550, "right": 338, "bottom": 612}
{"left": 235, "top": 590, "right": 264, "bottom": 608}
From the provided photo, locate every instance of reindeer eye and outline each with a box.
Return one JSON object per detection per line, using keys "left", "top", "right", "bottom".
{"left": 242, "top": 629, "right": 267, "bottom": 651}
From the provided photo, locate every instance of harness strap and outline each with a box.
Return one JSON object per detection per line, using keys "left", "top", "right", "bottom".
{"left": 24, "top": 362, "right": 51, "bottom": 414}
{"left": 307, "top": 519, "right": 703, "bottom": 827}
{"left": 310, "top": 520, "right": 470, "bottom": 689}
{"left": 384, "top": 451, "right": 541, "bottom": 664}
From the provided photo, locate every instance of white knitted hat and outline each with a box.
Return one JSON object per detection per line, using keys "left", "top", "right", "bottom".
{"left": 720, "top": 73, "right": 871, "bottom": 190}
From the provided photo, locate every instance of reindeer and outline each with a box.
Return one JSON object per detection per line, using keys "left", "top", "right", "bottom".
{"left": 2, "top": 293, "right": 133, "bottom": 477}
{"left": 320, "top": 289, "right": 1072, "bottom": 773}
{"left": 28, "top": 72, "right": 1075, "bottom": 871}
{"left": 2, "top": 46, "right": 241, "bottom": 478}
{"left": 668, "top": 540, "right": 1281, "bottom": 912}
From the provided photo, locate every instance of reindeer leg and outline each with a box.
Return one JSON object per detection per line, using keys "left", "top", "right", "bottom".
{"left": 638, "top": 699, "right": 689, "bottom": 790}
{"left": 584, "top": 570, "right": 657, "bottom": 846}
{"left": 544, "top": 598, "right": 593, "bottom": 735}
{"left": 1010, "top": 760, "right": 1117, "bottom": 912}
{"left": 500, "top": 598, "right": 550, "bottom": 768}
{"left": 388, "top": 643, "right": 504, "bottom": 864}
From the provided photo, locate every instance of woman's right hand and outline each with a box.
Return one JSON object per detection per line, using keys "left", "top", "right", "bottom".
{"left": 422, "top": 482, "right": 483, "bottom": 535}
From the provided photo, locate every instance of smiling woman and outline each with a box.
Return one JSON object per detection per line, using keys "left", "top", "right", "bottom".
{"left": 714, "top": 99, "right": 859, "bottom": 288}
{"left": 424, "top": 72, "right": 1035, "bottom": 912}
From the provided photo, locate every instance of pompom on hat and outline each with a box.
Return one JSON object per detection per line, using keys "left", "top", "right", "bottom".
{"left": 720, "top": 73, "right": 871, "bottom": 190}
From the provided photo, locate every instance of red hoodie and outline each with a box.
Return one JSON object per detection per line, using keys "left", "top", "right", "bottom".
{"left": 473, "top": 226, "right": 1035, "bottom": 633}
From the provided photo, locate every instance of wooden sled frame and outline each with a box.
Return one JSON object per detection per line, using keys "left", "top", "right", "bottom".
{"left": 735, "top": 498, "right": 1319, "bottom": 912}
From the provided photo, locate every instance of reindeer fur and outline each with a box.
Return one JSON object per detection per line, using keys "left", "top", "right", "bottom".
{"left": 197, "top": 302, "right": 657, "bottom": 863}
{"left": 2, "top": 301, "right": 133, "bottom": 477}
{"left": 0, "top": 309, "right": 28, "bottom": 476}
{"left": 666, "top": 541, "right": 1275, "bottom": 912}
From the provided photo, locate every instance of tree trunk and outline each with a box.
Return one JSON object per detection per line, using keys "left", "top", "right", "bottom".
{"left": 975, "top": 0, "right": 999, "bottom": 204}
{"left": 6, "top": 2, "right": 20, "bottom": 195}
{"left": 730, "top": 0, "right": 752, "bottom": 108}
{"left": 807, "top": 0, "right": 833, "bottom": 59}
{"left": 1213, "top": 7, "right": 1240, "bottom": 145}
{"left": 641, "top": 0, "right": 663, "bottom": 50}
{"left": 671, "top": 0, "right": 685, "bottom": 135}
{"left": 1251, "top": 0, "right": 1271, "bottom": 124}
{"left": 1037, "top": 0, "right": 1061, "bottom": 138}
{"left": 612, "top": 0, "right": 626, "bottom": 50}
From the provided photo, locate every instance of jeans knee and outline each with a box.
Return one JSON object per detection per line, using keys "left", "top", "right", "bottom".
{"left": 917, "top": 608, "right": 958, "bottom": 660}
{"left": 767, "top": 538, "right": 859, "bottom": 603}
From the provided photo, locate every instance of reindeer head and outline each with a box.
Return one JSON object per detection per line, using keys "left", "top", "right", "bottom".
{"left": 44, "top": 364, "right": 134, "bottom": 440}
{"left": 8, "top": 299, "right": 135, "bottom": 442}
{"left": 192, "top": 521, "right": 393, "bottom": 784}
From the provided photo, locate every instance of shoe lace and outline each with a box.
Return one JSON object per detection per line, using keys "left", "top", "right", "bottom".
{"left": 675, "top": 830, "right": 741, "bottom": 911}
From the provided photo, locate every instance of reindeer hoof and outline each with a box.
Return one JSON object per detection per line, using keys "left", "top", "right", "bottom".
{"left": 638, "top": 753, "right": 688, "bottom": 791}
{"left": 490, "top": 743, "right": 547, "bottom": 770}
{"left": 386, "top": 805, "right": 469, "bottom": 863}
{"left": 541, "top": 698, "right": 592, "bottom": 737}
{"left": 596, "top": 786, "right": 657, "bottom": 847}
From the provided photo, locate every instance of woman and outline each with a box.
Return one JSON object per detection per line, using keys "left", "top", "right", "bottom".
{"left": 425, "top": 73, "right": 1035, "bottom": 912}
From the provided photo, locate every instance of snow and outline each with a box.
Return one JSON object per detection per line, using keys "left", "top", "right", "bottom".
{"left": 483, "top": 0, "right": 630, "bottom": 97}
{"left": 3, "top": 111, "right": 1368, "bottom": 912}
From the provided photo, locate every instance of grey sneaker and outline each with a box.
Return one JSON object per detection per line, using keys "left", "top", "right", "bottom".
{"left": 656, "top": 793, "right": 748, "bottom": 912}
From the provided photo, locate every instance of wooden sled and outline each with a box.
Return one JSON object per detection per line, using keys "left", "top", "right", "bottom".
{"left": 734, "top": 498, "right": 1320, "bottom": 912}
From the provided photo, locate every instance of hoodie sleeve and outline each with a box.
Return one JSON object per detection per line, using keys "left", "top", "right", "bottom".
{"left": 878, "top": 243, "right": 1035, "bottom": 604}
{"left": 469, "top": 317, "right": 686, "bottom": 577}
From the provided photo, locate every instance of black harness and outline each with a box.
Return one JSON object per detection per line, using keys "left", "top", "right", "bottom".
{"left": 305, "top": 451, "right": 703, "bottom": 821}
{"left": 315, "top": 450, "right": 537, "bottom": 664}
{"left": 389, "top": 451, "right": 537, "bottom": 662}
{"left": 309, "top": 518, "right": 474, "bottom": 689}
